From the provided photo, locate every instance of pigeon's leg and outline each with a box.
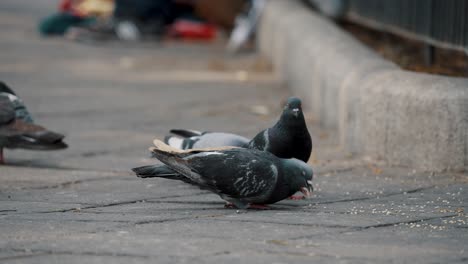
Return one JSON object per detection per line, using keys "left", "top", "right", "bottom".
{"left": 248, "top": 204, "right": 271, "bottom": 210}
{"left": 0, "top": 148, "right": 4, "bottom": 164}
{"left": 224, "top": 202, "right": 236, "bottom": 209}
{"left": 223, "top": 199, "right": 248, "bottom": 209}
{"left": 288, "top": 195, "right": 305, "bottom": 200}
{"left": 288, "top": 191, "right": 306, "bottom": 200}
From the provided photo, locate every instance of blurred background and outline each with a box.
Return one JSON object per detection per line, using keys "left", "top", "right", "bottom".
{"left": 307, "top": 0, "right": 468, "bottom": 77}
{"left": 1, "top": 0, "right": 467, "bottom": 169}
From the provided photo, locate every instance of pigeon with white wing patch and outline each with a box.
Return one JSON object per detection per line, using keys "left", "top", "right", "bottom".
{"left": 164, "top": 97, "right": 312, "bottom": 162}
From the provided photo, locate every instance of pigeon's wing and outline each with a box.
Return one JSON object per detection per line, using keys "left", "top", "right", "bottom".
{"left": 150, "top": 140, "right": 277, "bottom": 199}
{"left": 184, "top": 149, "right": 279, "bottom": 200}
{"left": 153, "top": 139, "right": 238, "bottom": 157}
{"left": 165, "top": 129, "right": 206, "bottom": 149}
{"left": 169, "top": 129, "right": 204, "bottom": 138}
{"left": 165, "top": 131, "right": 249, "bottom": 150}
{"left": 0, "top": 119, "right": 67, "bottom": 150}
{"left": 247, "top": 128, "right": 269, "bottom": 151}
{"left": 0, "top": 96, "right": 15, "bottom": 125}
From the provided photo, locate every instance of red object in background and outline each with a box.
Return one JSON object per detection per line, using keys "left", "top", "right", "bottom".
{"left": 58, "top": 0, "right": 84, "bottom": 17}
{"left": 169, "top": 20, "right": 217, "bottom": 40}
{"left": 59, "top": 0, "right": 73, "bottom": 12}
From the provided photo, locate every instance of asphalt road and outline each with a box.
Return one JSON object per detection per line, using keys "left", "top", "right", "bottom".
{"left": 0, "top": 1, "right": 467, "bottom": 263}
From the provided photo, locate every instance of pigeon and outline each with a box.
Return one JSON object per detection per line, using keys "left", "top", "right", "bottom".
{"left": 164, "top": 97, "right": 312, "bottom": 162}
{"left": 0, "top": 82, "right": 68, "bottom": 164}
{"left": 132, "top": 140, "right": 313, "bottom": 209}
{"left": 248, "top": 97, "right": 312, "bottom": 162}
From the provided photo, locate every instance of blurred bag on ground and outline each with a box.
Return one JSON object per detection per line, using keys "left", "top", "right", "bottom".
{"left": 75, "top": 0, "right": 114, "bottom": 17}
{"left": 194, "top": 0, "right": 247, "bottom": 31}
{"left": 114, "top": 0, "right": 175, "bottom": 25}
{"left": 113, "top": 0, "right": 176, "bottom": 40}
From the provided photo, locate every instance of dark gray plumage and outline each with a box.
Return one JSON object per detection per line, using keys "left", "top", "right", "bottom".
{"left": 132, "top": 140, "right": 313, "bottom": 209}
{"left": 248, "top": 97, "right": 312, "bottom": 162}
{"left": 164, "top": 97, "right": 312, "bottom": 162}
{"left": 0, "top": 82, "right": 67, "bottom": 164}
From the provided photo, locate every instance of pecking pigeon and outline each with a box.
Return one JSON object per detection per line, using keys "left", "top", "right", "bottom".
{"left": 0, "top": 82, "right": 68, "bottom": 164}
{"left": 164, "top": 97, "right": 312, "bottom": 162}
{"left": 132, "top": 140, "right": 313, "bottom": 209}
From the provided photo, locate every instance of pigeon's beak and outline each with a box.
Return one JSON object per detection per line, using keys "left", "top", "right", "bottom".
{"left": 292, "top": 108, "right": 300, "bottom": 117}
{"left": 300, "top": 187, "right": 311, "bottom": 198}
{"left": 300, "top": 180, "right": 313, "bottom": 198}
{"left": 300, "top": 185, "right": 314, "bottom": 199}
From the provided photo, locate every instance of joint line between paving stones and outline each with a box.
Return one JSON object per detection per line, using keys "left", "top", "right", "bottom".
{"left": 27, "top": 176, "right": 130, "bottom": 190}
{"left": 4, "top": 163, "right": 133, "bottom": 177}
{"left": 288, "top": 213, "right": 460, "bottom": 241}
{"left": 0, "top": 248, "right": 151, "bottom": 261}
{"left": 262, "top": 248, "right": 375, "bottom": 261}
{"left": 209, "top": 218, "right": 351, "bottom": 229}
{"left": 358, "top": 213, "right": 460, "bottom": 230}
{"left": 313, "top": 185, "right": 435, "bottom": 205}
{"left": 38, "top": 191, "right": 211, "bottom": 213}
{"left": 134, "top": 211, "right": 231, "bottom": 225}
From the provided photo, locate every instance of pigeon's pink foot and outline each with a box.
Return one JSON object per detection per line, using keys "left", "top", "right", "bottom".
{"left": 248, "top": 204, "right": 271, "bottom": 210}
{"left": 288, "top": 195, "right": 305, "bottom": 200}
{"left": 224, "top": 202, "right": 237, "bottom": 209}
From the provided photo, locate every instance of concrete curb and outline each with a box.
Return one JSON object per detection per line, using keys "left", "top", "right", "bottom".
{"left": 258, "top": 0, "right": 468, "bottom": 172}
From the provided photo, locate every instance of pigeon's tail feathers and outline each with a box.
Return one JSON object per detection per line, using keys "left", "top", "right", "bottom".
{"left": 0, "top": 82, "right": 16, "bottom": 95}
{"left": 4, "top": 120, "right": 67, "bottom": 150}
{"left": 25, "top": 130, "right": 65, "bottom": 144}
{"left": 132, "top": 164, "right": 177, "bottom": 178}
{"left": 21, "top": 128, "right": 67, "bottom": 149}
{"left": 149, "top": 144, "right": 202, "bottom": 183}
{"left": 164, "top": 135, "right": 184, "bottom": 149}
{"left": 149, "top": 139, "right": 225, "bottom": 184}
{"left": 169, "top": 129, "right": 203, "bottom": 138}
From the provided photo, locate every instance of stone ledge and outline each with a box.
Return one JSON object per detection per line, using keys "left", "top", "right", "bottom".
{"left": 258, "top": 0, "right": 468, "bottom": 172}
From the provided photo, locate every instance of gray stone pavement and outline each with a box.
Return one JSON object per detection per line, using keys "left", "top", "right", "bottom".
{"left": 0, "top": 1, "right": 467, "bottom": 263}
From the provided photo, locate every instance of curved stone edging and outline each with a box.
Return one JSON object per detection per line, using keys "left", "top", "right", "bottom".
{"left": 258, "top": 0, "right": 468, "bottom": 171}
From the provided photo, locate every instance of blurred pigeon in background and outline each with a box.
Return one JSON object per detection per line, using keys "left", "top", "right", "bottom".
{"left": 0, "top": 82, "right": 67, "bottom": 164}
{"left": 165, "top": 97, "right": 312, "bottom": 162}
{"left": 133, "top": 140, "right": 313, "bottom": 209}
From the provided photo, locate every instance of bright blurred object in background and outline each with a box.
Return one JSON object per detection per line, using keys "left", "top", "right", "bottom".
{"left": 37, "top": 0, "right": 264, "bottom": 53}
